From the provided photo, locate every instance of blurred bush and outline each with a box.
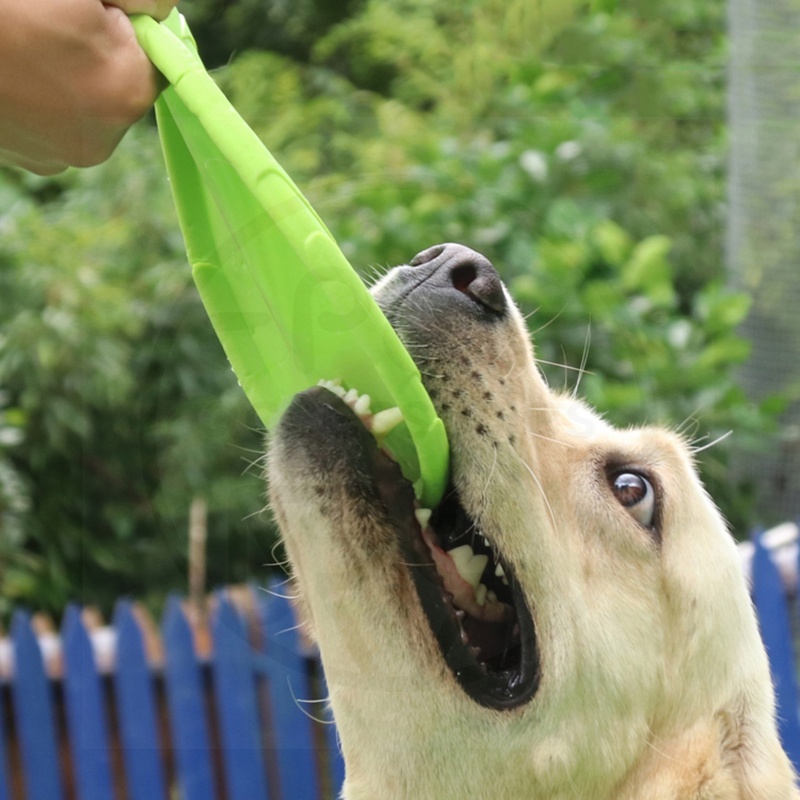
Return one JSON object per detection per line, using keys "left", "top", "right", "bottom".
{"left": 0, "top": 0, "right": 774, "bottom": 615}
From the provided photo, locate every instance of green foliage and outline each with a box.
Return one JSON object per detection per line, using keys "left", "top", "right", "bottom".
{"left": 0, "top": 128, "right": 267, "bottom": 616}
{"left": 0, "top": 0, "right": 773, "bottom": 614}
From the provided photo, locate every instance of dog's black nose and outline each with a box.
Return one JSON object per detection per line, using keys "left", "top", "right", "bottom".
{"left": 410, "top": 243, "right": 506, "bottom": 314}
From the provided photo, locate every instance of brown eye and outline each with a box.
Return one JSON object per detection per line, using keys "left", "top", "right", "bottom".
{"left": 612, "top": 472, "right": 656, "bottom": 527}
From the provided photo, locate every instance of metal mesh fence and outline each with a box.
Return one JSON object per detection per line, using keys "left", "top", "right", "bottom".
{"left": 727, "top": 0, "right": 800, "bottom": 522}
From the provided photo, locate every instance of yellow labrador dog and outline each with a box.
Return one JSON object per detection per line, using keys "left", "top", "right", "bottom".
{"left": 268, "top": 244, "right": 799, "bottom": 799}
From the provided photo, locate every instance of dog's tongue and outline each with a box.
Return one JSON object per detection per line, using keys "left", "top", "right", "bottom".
{"left": 422, "top": 528, "right": 511, "bottom": 623}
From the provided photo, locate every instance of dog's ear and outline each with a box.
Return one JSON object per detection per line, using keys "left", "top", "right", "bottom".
{"left": 718, "top": 700, "right": 800, "bottom": 800}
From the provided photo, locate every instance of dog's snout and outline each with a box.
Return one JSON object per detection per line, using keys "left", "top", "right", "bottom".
{"left": 409, "top": 243, "right": 506, "bottom": 314}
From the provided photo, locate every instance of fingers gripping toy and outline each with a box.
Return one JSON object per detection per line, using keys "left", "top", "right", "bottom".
{"left": 131, "top": 12, "right": 449, "bottom": 508}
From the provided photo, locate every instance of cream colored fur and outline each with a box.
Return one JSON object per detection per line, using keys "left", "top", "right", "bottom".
{"left": 268, "top": 252, "right": 799, "bottom": 799}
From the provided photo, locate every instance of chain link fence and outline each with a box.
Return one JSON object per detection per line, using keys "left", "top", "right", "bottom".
{"left": 727, "top": 0, "right": 800, "bottom": 522}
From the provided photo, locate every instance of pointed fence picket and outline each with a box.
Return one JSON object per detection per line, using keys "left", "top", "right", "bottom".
{"left": 163, "top": 596, "right": 217, "bottom": 800}
{"left": 210, "top": 593, "right": 270, "bottom": 800}
{"left": 9, "top": 611, "right": 64, "bottom": 800}
{"left": 257, "top": 581, "right": 323, "bottom": 800}
{"left": 61, "top": 605, "right": 115, "bottom": 800}
{"left": 113, "top": 600, "right": 168, "bottom": 800}
{"left": 0, "top": 585, "right": 343, "bottom": 800}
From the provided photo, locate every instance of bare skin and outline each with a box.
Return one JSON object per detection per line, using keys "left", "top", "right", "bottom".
{"left": 0, "top": 0, "right": 178, "bottom": 175}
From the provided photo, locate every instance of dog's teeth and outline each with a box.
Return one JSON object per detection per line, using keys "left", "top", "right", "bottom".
{"left": 495, "top": 563, "right": 509, "bottom": 585}
{"left": 448, "top": 545, "right": 489, "bottom": 590}
{"left": 487, "top": 590, "right": 497, "bottom": 605}
{"left": 448, "top": 545, "right": 474, "bottom": 578}
{"left": 318, "top": 379, "right": 347, "bottom": 398}
{"left": 475, "top": 583, "right": 488, "bottom": 606}
{"left": 354, "top": 394, "right": 371, "bottom": 416}
{"left": 447, "top": 544, "right": 489, "bottom": 589}
{"left": 414, "top": 508, "right": 432, "bottom": 529}
{"left": 344, "top": 388, "right": 359, "bottom": 404}
{"left": 465, "top": 555, "right": 489, "bottom": 589}
{"left": 372, "top": 407, "right": 404, "bottom": 436}
{"left": 460, "top": 628, "right": 470, "bottom": 645}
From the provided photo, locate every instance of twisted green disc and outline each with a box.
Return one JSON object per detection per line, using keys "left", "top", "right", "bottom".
{"left": 131, "top": 12, "right": 448, "bottom": 508}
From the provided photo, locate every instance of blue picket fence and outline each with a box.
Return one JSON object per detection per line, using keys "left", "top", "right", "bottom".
{"left": 0, "top": 581, "right": 344, "bottom": 800}
{"left": 1, "top": 528, "right": 800, "bottom": 798}
{"left": 750, "top": 526, "right": 800, "bottom": 772}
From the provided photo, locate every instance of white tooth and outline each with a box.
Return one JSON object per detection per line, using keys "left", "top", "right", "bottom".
{"left": 414, "top": 508, "right": 432, "bottom": 529}
{"left": 344, "top": 388, "right": 359, "bottom": 404}
{"left": 475, "top": 583, "right": 488, "bottom": 606}
{"left": 354, "top": 394, "right": 371, "bottom": 416}
{"left": 456, "top": 554, "right": 489, "bottom": 589}
{"left": 487, "top": 590, "right": 498, "bottom": 605}
{"left": 319, "top": 380, "right": 346, "bottom": 397}
{"left": 413, "top": 479, "right": 424, "bottom": 498}
{"left": 482, "top": 535, "right": 490, "bottom": 547}
{"left": 448, "top": 545, "right": 474, "bottom": 580}
{"left": 494, "top": 563, "right": 505, "bottom": 578}
{"left": 372, "top": 406, "right": 404, "bottom": 436}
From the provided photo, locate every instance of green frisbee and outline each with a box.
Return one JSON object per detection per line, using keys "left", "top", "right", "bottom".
{"left": 131, "top": 12, "right": 448, "bottom": 508}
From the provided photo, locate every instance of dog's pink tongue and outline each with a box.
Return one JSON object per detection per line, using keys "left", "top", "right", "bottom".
{"left": 421, "top": 528, "right": 510, "bottom": 623}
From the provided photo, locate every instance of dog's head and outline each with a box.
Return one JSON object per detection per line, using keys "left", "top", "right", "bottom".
{"left": 268, "top": 244, "right": 797, "bottom": 798}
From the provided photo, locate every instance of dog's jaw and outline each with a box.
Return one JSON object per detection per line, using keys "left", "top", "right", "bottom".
{"left": 268, "top": 245, "right": 799, "bottom": 799}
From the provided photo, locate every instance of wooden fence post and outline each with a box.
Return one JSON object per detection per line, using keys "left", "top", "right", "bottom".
{"left": 162, "top": 595, "right": 216, "bottom": 800}
{"left": 751, "top": 531, "right": 800, "bottom": 770}
{"left": 113, "top": 600, "right": 168, "bottom": 800}
{"left": 62, "top": 605, "right": 115, "bottom": 800}
{"left": 9, "top": 611, "right": 64, "bottom": 800}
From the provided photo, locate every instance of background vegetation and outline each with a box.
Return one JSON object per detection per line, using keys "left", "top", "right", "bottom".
{"left": 0, "top": 0, "right": 780, "bottom": 616}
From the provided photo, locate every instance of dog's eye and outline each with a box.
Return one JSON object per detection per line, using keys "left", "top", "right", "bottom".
{"left": 611, "top": 472, "right": 656, "bottom": 528}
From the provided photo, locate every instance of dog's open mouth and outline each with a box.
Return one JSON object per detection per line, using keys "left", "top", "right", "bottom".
{"left": 410, "top": 486, "right": 541, "bottom": 710}
{"left": 317, "top": 381, "right": 540, "bottom": 711}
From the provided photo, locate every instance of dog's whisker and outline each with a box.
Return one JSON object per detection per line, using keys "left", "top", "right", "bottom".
{"left": 535, "top": 358, "right": 596, "bottom": 376}
{"left": 529, "top": 306, "right": 566, "bottom": 336}
{"left": 690, "top": 429, "right": 733, "bottom": 454}
{"left": 518, "top": 457, "right": 560, "bottom": 536}
{"left": 267, "top": 574, "right": 294, "bottom": 588}
{"left": 287, "top": 680, "right": 337, "bottom": 725}
{"left": 571, "top": 324, "right": 592, "bottom": 400}
{"left": 259, "top": 586, "right": 300, "bottom": 601}
{"left": 275, "top": 621, "right": 305, "bottom": 637}
{"left": 243, "top": 505, "right": 270, "bottom": 522}
{"left": 526, "top": 430, "right": 576, "bottom": 449}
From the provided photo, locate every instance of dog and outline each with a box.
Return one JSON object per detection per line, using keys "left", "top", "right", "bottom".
{"left": 268, "top": 243, "right": 799, "bottom": 799}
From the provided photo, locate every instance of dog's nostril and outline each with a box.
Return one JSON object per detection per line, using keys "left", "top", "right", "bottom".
{"left": 410, "top": 244, "right": 447, "bottom": 267}
{"left": 451, "top": 263, "right": 506, "bottom": 313}
{"left": 450, "top": 263, "right": 477, "bottom": 294}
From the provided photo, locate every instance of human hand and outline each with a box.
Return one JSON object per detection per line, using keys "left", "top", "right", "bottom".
{"left": 0, "top": 0, "right": 179, "bottom": 175}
